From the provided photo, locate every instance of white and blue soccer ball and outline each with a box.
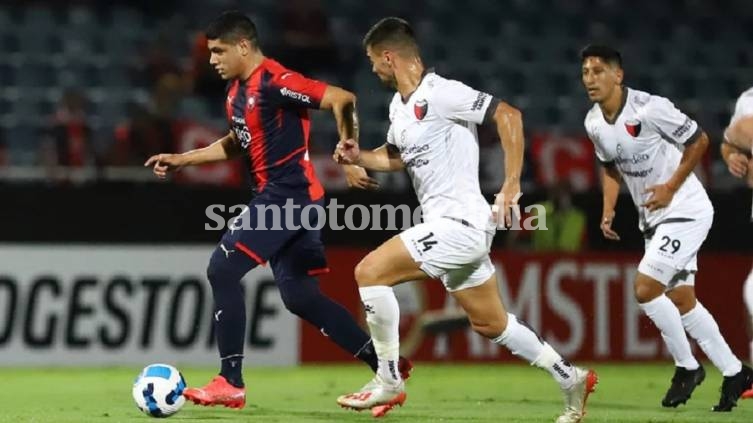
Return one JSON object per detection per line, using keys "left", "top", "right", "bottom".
{"left": 132, "top": 364, "right": 187, "bottom": 418}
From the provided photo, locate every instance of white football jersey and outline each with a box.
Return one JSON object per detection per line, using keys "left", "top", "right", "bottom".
{"left": 386, "top": 71, "right": 497, "bottom": 231}
{"left": 585, "top": 87, "right": 713, "bottom": 232}
{"left": 729, "top": 86, "right": 753, "bottom": 220}
{"left": 730, "top": 86, "right": 753, "bottom": 126}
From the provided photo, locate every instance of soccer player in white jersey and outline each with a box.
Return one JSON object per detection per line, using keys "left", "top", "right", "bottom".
{"left": 720, "top": 87, "right": 753, "bottom": 399}
{"left": 581, "top": 44, "right": 753, "bottom": 412}
{"left": 332, "top": 17, "right": 597, "bottom": 422}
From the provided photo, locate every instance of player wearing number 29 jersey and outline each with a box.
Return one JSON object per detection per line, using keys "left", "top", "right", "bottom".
{"left": 582, "top": 44, "right": 751, "bottom": 413}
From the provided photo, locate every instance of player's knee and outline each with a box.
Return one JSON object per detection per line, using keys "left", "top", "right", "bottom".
{"left": 634, "top": 276, "right": 664, "bottom": 304}
{"left": 278, "top": 278, "right": 318, "bottom": 316}
{"left": 206, "top": 255, "right": 242, "bottom": 288}
{"left": 281, "top": 292, "right": 309, "bottom": 316}
{"left": 469, "top": 315, "right": 507, "bottom": 339}
{"left": 354, "top": 258, "right": 381, "bottom": 286}
{"left": 667, "top": 289, "right": 697, "bottom": 314}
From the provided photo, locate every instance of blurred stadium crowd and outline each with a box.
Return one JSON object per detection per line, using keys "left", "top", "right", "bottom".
{"left": 0, "top": 0, "right": 751, "bottom": 191}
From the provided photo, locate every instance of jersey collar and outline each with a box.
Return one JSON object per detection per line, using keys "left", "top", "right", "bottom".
{"left": 401, "top": 67, "right": 435, "bottom": 104}
{"left": 602, "top": 86, "right": 628, "bottom": 125}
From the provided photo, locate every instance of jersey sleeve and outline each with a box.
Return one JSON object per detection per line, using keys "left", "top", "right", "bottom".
{"left": 646, "top": 96, "right": 701, "bottom": 145}
{"left": 432, "top": 79, "right": 500, "bottom": 125}
{"left": 386, "top": 124, "right": 396, "bottom": 146}
{"left": 731, "top": 94, "right": 753, "bottom": 124}
{"left": 584, "top": 119, "right": 613, "bottom": 166}
{"left": 268, "top": 71, "right": 328, "bottom": 109}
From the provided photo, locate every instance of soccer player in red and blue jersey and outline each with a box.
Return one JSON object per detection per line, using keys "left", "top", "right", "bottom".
{"left": 145, "top": 11, "right": 410, "bottom": 409}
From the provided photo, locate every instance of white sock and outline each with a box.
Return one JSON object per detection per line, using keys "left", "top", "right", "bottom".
{"left": 744, "top": 268, "right": 753, "bottom": 364}
{"left": 492, "top": 313, "right": 575, "bottom": 388}
{"left": 743, "top": 267, "right": 753, "bottom": 317}
{"left": 359, "top": 286, "right": 401, "bottom": 384}
{"left": 639, "top": 295, "right": 699, "bottom": 370}
{"left": 681, "top": 302, "right": 742, "bottom": 377}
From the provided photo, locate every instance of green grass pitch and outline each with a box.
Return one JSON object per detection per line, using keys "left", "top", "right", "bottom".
{"left": 1, "top": 363, "right": 751, "bottom": 422}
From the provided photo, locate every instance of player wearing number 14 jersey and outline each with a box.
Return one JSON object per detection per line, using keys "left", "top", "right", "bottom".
{"left": 581, "top": 44, "right": 752, "bottom": 412}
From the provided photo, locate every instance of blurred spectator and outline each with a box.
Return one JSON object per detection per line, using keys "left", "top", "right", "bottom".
{"left": 142, "top": 34, "right": 182, "bottom": 89}
{"left": 274, "top": 0, "right": 339, "bottom": 76}
{"left": 189, "top": 32, "right": 227, "bottom": 106}
{"left": 39, "top": 89, "right": 96, "bottom": 168}
{"left": 530, "top": 181, "right": 587, "bottom": 252}
{"left": 109, "top": 74, "right": 183, "bottom": 166}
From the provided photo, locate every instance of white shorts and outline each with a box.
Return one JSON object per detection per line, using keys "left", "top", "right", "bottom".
{"left": 399, "top": 218, "right": 495, "bottom": 292}
{"left": 637, "top": 214, "right": 713, "bottom": 288}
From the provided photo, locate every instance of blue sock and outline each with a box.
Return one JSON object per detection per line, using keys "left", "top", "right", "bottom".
{"left": 207, "top": 248, "right": 254, "bottom": 388}
{"left": 277, "top": 275, "right": 377, "bottom": 372}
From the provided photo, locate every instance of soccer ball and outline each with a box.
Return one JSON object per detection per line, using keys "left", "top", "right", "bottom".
{"left": 132, "top": 364, "right": 187, "bottom": 417}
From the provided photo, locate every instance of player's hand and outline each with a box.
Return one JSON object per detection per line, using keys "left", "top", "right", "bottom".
{"left": 343, "top": 165, "right": 379, "bottom": 190}
{"left": 642, "top": 183, "right": 676, "bottom": 211}
{"left": 493, "top": 180, "right": 521, "bottom": 228}
{"left": 333, "top": 139, "right": 360, "bottom": 165}
{"left": 600, "top": 211, "right": 621, "bottom": 241}
{"left": 725, "top": 152, "right": 749, "bottom": 178}
{"left": 144, "top": 153, "right": 184, "bottom": 179}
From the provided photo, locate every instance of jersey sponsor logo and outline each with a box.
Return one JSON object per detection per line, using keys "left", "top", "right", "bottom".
{"left": 404, "top": 157, "right": 430, "bottom": 170}
{"left": 232, "top": 125, "right": 251, "bottom": 149}
{"left": 279, "top": 87, "right": 311, "bottom": 104}
{"left": 398, "top": 143, "right": 429, "bottom": 155}
{"left": 672, "top": 117, "right": 693, "bottom": 139}
{"left": 414, "top": 99, "right": 428, "bottom": 120}
{"left": 615, "top": 153, "right": 650, "bottom": 165}
{"left": 625, "top": 119, "right": 641, "bottom": 137}
{"left": 622, "top": 168, "right": 653, "bottom": 178}
{"left": 471, "top": 92, "right": 490, "bottom": 111}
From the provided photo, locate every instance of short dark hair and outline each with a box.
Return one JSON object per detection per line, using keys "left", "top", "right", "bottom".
{"left": 580, "top": 44, "right": 622, "bottom": 68}
{"left": 363, "top": 17, "right": 418, "bottom": 53}
{"left": 205, "top": 11, "right": 258, "bottom": 45}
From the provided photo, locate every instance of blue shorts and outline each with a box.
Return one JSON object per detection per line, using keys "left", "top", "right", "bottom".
{"left": 210, "top": 186, "right": 328, "bottom": 281}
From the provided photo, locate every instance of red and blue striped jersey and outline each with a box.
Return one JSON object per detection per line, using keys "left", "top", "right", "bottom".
{"left": 225, "top": 58, "right": 325, "bottom": 200}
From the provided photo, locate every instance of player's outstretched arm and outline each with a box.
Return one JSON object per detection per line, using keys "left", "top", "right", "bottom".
{"left": 724, "top": 115, "right": 753, "bottom": 153}
{"left": 721, "top": 142, "right": 750, "bottom": 179}
{"left": 489, "top": 101, "right": 524, "bottom": 227}
{"left": 320, "top": 85, "right": 359, "bottom": 143}
{"left": 319, "top": 85, "right": 382, "bottom": 188}
{"left": 144, "top": 130, "right": 242, "bottom": 178}
{"left": 600, "top": 165, "right": 622, "bottom": 241}
{"left": 333, "top": 140, "right": 404, "bottom": 172}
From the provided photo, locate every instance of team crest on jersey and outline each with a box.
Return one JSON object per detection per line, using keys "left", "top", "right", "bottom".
{"left": 625, "top": 119, "right": 641, "bottom": 137}
{"left": 414, "top": 99, "right": 428, "bottom": 120}
{"left": 247, "top": 96, "right": 256, "bottom": 110}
